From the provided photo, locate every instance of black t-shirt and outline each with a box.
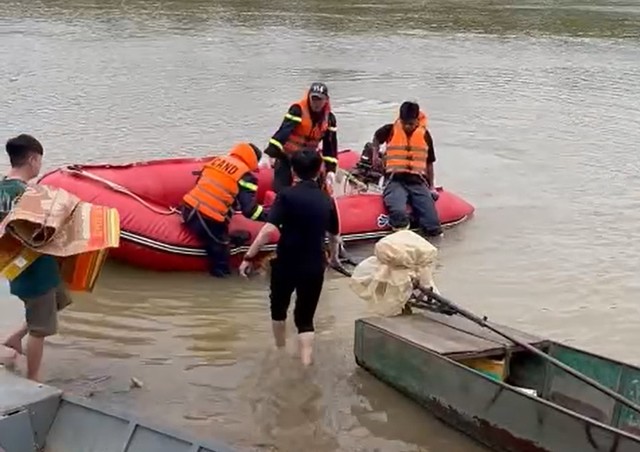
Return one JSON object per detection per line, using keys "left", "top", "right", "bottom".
{"left": 267, "top": 180, "right": 339, "bottom": 272}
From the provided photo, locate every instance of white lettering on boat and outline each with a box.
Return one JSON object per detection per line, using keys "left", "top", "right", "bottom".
{"left": 376, "top": 214, "right": 389, "bottom": 229}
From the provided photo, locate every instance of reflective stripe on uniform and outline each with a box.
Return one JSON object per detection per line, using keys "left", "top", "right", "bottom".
{"left": 322, "top": 155, "right": 338, "bottom": 164}
{"left": 238, "top": 179, "right": 258, "bottom": 191}
{"left": 284, "top": 113, "right": 302, "bottom": 123}
{"left": 328, "top": 126, "right": 337, "bottom": 132}
{"left": 250, "top": 204, "right": 264, "bottom": 220}
{"left": 269, "top": 138, "right": 283, "bottom": 150}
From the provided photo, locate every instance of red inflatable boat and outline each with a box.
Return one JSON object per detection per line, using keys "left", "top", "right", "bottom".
{"left": 39, "top": 150, "right": 474, "bottom": 272}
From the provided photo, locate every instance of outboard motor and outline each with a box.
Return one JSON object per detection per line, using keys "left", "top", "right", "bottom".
{"left": 353, "top": 142, "right": 384, "bottom": 185}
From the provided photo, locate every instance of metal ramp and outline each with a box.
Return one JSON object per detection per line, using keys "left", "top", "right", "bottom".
{"left": 0, "top": 369, "right": 234, "bottom": 452}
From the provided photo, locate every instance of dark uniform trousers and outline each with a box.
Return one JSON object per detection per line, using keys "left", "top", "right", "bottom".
{"left": 383, "top": 176, "right": 442, "bottom": 236}
{"left": 181, "top": 205, "right": 231, "bottom": 277}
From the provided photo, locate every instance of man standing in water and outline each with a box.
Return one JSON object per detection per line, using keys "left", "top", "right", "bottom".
{"left": 0, "top": 134, "right": 72, "bottom": 381}
{"left": 240, "top": 149, "right": 341, "bottom": 366}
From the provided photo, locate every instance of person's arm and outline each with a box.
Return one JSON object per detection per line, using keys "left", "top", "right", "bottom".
{"left": 326, "top": 198, "right": 341, "bottom": 264}
{"left": 425, "top": 129, "right": 437, "bottom": 188}
{"left": 371, "top": 124, "right": 393, "bottom": 170}
{"left": 321, "top": 112, "right": 338, "bottom": 173}
{"left": 264, "top": 104, "right": 303, "bottom": 160}
{"left": 244, "top": 223, "right": 278, "bottom": 263}
{"left": 236, "top": 173, "right": 267, "bottom": 221}
{"left": 243, "top": 192, "right": 285, "bottom": 260}
{"left": 0, "top": 182, "right": 26, "bottom": 221}
{"left": 371, "top": 124, "right": 393, "bottom": 151}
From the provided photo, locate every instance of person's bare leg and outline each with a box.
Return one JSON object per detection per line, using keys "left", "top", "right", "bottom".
{"left": 0, "top": 346, "right": 18, "bottom": 370}
{"left": 272, "top": 320, "right": 286, "bottom": 348}
{"left": 298, "top": 332, "right": 315, "bottom": 366}
{"left": 25, "top": 334, "right": 45, "bottom": 382}
{"left": 3, "top": 322, "right": 27, "bottom": 355}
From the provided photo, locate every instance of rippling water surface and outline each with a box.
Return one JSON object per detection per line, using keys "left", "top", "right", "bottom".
{"left": 1, "top": 0, "right": 640, "bottom": 450}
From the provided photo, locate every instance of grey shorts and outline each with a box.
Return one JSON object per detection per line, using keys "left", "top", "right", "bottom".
{"left": 20, "top": 285, "right": 72, "bottom": 337}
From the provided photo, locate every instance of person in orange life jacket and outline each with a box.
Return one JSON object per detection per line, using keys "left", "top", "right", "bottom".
{"left": 260, "top": 82, "right": 339, "bottom": 194}
{"left": 181, "top": 143, "right": 267, "bottom": 278}
{"left": 371, "top": 101, "right": 443, "bottom": 237}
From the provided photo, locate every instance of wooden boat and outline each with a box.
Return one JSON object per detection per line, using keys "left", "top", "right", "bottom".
{"left": 0, "top": 369, "right": 233, "bottom": 452}
{"left": 354, "top": 311, "right": 640, "bottom": 452}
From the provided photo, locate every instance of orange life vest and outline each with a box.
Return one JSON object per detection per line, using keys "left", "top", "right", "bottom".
{"left": 384, "top": 117, "right": 429, "bottom": 175}
{"left": 183, "top": 143, "right": 258, "bottom": 222}
{"left": 417, "top": 110, "right": 428, "bottom": 128}
{"left": 283, "top": 94, "right": 330, "bottom": 154}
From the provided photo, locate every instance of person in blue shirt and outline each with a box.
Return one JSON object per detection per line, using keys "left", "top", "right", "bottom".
{"left": 1, "top": 134, "right": 71, "bottom": 381}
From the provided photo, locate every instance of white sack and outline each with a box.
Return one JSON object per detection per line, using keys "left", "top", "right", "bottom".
{"left": 349, "top": 230, "right": 438, "bottom": 317}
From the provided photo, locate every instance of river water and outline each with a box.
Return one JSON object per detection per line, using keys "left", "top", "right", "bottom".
{"left": 1, "top": 1, "right": 640, "bottom": 451}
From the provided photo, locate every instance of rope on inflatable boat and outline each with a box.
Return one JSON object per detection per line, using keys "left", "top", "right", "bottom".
{"left": 61, "top": 166, "right": 378, "bottom": 216}
{"left": 62, "top": 166, "right": 179, "bottom": 216}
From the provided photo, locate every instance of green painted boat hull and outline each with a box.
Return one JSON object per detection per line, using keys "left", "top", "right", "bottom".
{"left": 354, "top": 312, "right": 640, "bottom": 452}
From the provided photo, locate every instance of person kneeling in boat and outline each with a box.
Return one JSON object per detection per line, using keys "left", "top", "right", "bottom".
{"left": 371, "top": 101, "right": 443, "bottom": 237}
{"left": 181, "top": 143, "right": 267, "bottom": 278}
{"left": 260, "top": 82, "right": 339, "bottom": 195}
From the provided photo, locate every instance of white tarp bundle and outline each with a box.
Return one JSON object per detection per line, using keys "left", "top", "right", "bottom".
{"left": 349, "top": 230, "right": 439, "bottom": 317}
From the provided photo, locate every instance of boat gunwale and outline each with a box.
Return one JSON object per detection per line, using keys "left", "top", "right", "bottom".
{"left": 54, "top": 393, "right": 236, "bottom": 452}
{"left": 355, "top": 316, "right": 640, "bottom": 444}
{"left": 37, "top": 148, "right": 359, "bottom": 179}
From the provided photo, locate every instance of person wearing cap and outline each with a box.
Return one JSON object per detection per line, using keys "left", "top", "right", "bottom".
{"left": 370, "top": 101, "right": 443, "bottom": 237}
{"left": 181, "top": 142, "right": 268, "bottom": 278}
{"left": 261, "top": 82, "right": 339, "bottom": 194}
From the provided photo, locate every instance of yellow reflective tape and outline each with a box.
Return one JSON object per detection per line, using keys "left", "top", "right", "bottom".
{"left": 250, "top": 204, "right": 264, "bottom": 220}
{"left": 238, "top": 179, "right": 258, "bottom": 191}
{"left": 284, "top": 113, "right": 302, "bottom": 123}
{"left": 269, "top": 138, "right": 283, "bottom": 150}
{"left": 328, "top": 126, "right": 337, "bottom": 132}
{"left": 322, "top": 156, "right": 338, "bottom": 164}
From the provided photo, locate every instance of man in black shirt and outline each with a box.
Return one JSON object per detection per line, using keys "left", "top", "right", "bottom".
{"left": 240, "top": 149, "right": 340, "bottom": 366}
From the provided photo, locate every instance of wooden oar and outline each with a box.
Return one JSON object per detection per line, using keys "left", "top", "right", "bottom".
{"left": 413, "top": 284, "right": 640, "bottom": 416}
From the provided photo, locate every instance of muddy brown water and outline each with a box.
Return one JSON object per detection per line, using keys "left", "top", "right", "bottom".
{"left": 1, "top": 0, "right": 640, "bottom": 450}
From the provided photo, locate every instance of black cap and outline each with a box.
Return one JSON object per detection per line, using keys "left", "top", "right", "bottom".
{"left": 309, "top": 82, "right": 329, "bottom": 99}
